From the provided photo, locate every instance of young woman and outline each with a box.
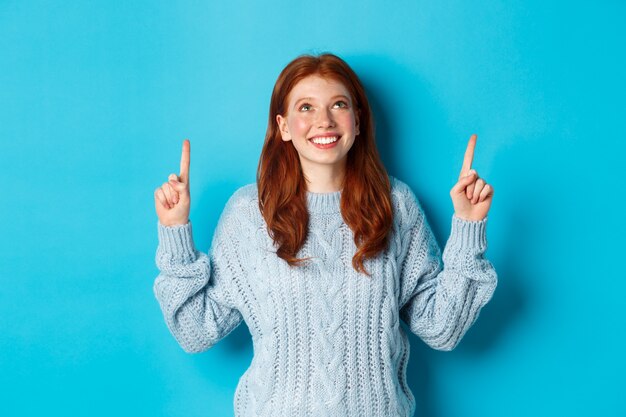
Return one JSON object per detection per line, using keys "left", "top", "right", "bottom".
{"left": 153, "top": 53, "right": 497, "bottom": 417}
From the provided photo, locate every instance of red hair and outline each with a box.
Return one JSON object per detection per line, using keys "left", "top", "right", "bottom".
{"left": 256, "top": 53, "right": 393, "bottom": 277}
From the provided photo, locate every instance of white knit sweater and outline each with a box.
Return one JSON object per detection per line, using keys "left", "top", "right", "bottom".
{"left": 153, "top": 175, "right": 498, "bottom": 417}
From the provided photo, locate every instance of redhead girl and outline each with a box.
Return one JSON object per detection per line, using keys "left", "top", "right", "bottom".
{"left": 153, "top": 53, "right": 497, "bottom": 417}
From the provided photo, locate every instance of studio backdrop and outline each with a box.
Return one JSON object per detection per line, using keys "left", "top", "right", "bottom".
{"left": 1, "top": 1, "right": 624, "bottom": 416}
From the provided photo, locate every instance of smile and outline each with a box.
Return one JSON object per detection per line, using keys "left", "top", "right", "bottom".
{"left": 308, "top": 135, "right": 341, "bottom": 149}
{"left": 310, "top": 135, "right": 339, "bottom": 145}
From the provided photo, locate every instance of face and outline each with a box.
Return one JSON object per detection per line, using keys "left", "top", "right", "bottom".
{"left": 276, "top": 75, "right": 360, "bottom": 178}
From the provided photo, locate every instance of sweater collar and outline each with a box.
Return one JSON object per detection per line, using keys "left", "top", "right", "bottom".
{"left": 306, "top": 189, "right": 341, "bottom": 214}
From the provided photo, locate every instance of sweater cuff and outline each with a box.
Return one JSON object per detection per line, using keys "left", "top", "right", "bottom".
{"left": 157, "top": 221, "right": 197, "bottom": 262}
{"left": 448, "top": 214, "right": 488, "bottom": 251}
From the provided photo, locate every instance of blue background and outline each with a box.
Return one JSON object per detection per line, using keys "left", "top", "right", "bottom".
{"left": 1, "top": 1, "right": 624, "bottom": 416}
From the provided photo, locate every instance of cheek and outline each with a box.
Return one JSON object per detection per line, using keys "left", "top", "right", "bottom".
{"left": 291, "top": 117, "right": 311, "bottom": 135}
{"left": 338, "top": 112, "right": 357, "bottom": 128}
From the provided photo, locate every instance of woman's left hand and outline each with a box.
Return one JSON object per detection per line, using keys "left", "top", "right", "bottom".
{"left": 450, "top": 134, "right": 494, "bottom": 221}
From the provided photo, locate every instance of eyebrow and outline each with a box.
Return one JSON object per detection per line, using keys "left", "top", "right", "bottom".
{"left": 293, "top": 95, "right": 350, "bottom": 108}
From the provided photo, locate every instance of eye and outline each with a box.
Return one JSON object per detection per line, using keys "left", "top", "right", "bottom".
{"left": 333, "top": 100, "right": 348, "bottom": 108}
{"left": 299, "top": 103, "right": 312, "bottom": 111}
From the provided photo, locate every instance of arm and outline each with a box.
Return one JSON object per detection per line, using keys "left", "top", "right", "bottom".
{"left": 153, "top": 203, "right": 244, "bottom": 354}
{"left": 398, "top": 198, "right": 497, "bottom": 351}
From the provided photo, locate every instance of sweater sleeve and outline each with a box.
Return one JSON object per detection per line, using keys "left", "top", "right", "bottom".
{"left": 153, "top": 196, "right": 245, "bottom": 354}
{"left": 397, "top": 190, "right": 497, "bottom": 351}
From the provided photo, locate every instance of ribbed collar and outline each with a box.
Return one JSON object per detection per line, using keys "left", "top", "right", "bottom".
{"left": 306, "top": 189, "right": 342, "bottom": 214}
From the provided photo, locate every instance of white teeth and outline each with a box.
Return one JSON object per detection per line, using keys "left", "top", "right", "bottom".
{"left": 311, "top": 136, "right": 338, "bottom": 145}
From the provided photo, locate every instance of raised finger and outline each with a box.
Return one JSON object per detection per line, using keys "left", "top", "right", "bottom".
{"left": 459, "top": 134, "right": 477, "bottom": 179}
{"left": 179, "top": 139, "right": 190, "bottom": 184}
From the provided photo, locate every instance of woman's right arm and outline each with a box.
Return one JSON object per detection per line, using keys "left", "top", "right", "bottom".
{"left": 152, "top": 139, "right": 243, "bottom": 353}
{"left": 153, "top": 221, "right": 243, "bottom": 353}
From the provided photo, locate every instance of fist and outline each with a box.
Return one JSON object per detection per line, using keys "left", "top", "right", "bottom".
{"left": 154, "top": 139, "right": 191, "bottom": 226}
{"left": 450, "top": 134, "right": 494, "bottom": 221}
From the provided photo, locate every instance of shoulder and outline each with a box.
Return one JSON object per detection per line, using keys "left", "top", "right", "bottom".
{"left": 388, "top": 174, "right": 424, "bottom": 228}
{"left": 219, "top": 182, "right": 259, "bottom": 219}
{"left": 215, "top": 182, "right": 261, "bottom": 229}
{"left": 225, "top": 182, "right": 258, "bottom": 209}
{"left": 389, "top": 174, "right": 421, "bottom": 212}
{"left": 210, "top": 183, "right": 261, "bottom": 246}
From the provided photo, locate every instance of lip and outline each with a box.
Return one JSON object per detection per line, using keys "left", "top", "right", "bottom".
{"left": 308, "top": 133, "right": 341, "bottom": 140}
{"left": 309, "top": 133, "right": 341, "bottom": 149}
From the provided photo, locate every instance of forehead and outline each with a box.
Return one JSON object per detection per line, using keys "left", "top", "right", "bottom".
{"left": 287, "top": 75, "right": 351, "bottom": 102}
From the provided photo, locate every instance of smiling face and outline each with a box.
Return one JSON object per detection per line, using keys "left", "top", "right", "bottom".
{"left": 276, "top": 74, "right": 360, "bottom": 184}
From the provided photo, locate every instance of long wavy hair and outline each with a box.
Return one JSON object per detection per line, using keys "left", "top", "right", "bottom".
{"left": 256, "top": 53, "right": 393, "bottom": 277}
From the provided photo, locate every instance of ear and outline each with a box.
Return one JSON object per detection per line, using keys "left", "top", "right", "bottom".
{"left": 355, "top": 109, "right": 361, "bottom": 136}
{"left": 276, "top": 114, "right": 291, "bottom": 141}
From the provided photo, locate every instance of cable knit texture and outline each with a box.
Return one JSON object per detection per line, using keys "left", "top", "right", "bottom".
{"left": 153, "top": 175, "right": 497, "bottom": 417}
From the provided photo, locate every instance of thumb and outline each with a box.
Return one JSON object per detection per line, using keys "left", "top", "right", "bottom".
{"left": 168, "top": 173, "right": 188, "bottom": 192}
{"left": 452, "top": 170, "right": 476, "bottom": 194}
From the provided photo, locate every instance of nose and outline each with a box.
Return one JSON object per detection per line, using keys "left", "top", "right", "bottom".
{"left": 317, "top": 107, "right": 336, "bottom": 128}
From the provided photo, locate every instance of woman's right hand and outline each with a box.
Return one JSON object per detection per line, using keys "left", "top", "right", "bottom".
{"left": 154, "top": 139, "right": 191, "bottom": 226}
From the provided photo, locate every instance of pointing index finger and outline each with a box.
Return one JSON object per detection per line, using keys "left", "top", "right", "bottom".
{"left": 460, "top": 134, "right": 477, "bottom": 178}
{"left": 179, "top": 139, "right": 190, "bottom": 183}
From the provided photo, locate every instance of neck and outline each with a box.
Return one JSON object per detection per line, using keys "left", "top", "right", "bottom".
{"left": 300, "top": 160, "right": 346, "bottom": 193}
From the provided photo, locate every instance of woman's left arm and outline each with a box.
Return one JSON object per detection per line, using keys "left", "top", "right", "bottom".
{"left": 398, "top": 134, "right": 497, "bottom": 351}
{"left": 398, "top": 210, "right": 497, "bottom": 351}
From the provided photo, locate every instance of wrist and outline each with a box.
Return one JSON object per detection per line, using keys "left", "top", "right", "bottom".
{"left": 448, "top": 214, "right": 488, "bottom": 251}
{"left": 158, "top": 218, "right": 190, "bottom": 227}
{"left": 157, "top": 220, "right": 196, "bottom": 262}
{"left": 453, "top": 213, "right": 486, "bottom": 222}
